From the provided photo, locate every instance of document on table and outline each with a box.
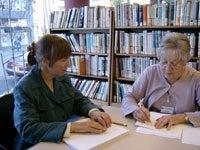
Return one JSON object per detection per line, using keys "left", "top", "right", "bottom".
{"left": 135, "top": 112, "right": 187, "bottom": 139}
{"left": 182, "top": 127, "right": 200, "bottom": 146}
{"left": 63, "top": 118, "right": 129, "bottom": 150}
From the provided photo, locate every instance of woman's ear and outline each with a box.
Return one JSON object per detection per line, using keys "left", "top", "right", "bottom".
{"left": 41, "top": 58, "right": 49, "bottom": 67}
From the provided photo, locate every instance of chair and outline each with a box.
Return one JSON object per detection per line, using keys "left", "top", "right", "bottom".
{"left": 0, "top": 93, "right": 17, "bottom": 150}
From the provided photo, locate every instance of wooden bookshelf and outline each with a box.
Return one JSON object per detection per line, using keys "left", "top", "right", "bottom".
{"left": 111, "top": 2, "right": 200, "bottom": 104}
{"left": 50, "top": 2, "right": 200, "bottom": 106}
{"left": 50, "top": 6, "right": 114, "bottom": 105}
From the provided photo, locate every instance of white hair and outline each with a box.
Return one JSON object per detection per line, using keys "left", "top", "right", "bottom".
{"left": 156, "top": 32, "right": 191, "bottom": 62}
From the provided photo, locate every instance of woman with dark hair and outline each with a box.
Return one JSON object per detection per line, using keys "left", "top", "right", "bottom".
{"left": 13, "top": 34, "right": 112, "bottom": 150}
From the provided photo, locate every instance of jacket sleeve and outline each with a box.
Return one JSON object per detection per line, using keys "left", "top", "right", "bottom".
{"left": 13, "top": 85, "right": 68, "bottom": 144}
{"left": 121, "top": 68, "right": 149, "bottom": 116}
{"left": 65, "top": 78, "right": 100, "bottom": 117}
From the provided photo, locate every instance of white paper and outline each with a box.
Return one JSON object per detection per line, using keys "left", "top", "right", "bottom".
{"left": 63, "top": 119, "right": 129, "bottom": 150}
{"left": 135, "top": 112, "right": 187, "bottom": 139}
{"left": 182, "top": 127, "right": 200, "bottom": 146}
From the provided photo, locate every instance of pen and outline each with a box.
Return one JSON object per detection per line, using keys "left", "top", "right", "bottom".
{"left": 138, "top": 98, "right": 151, "bottom": 122}
{"left": 138, "top": 98, "right": 144, "bottom": 107}
{"left": 112, "top": 121, "right": 127, "bottom": 127}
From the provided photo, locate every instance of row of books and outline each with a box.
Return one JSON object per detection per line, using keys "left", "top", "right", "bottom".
{"left": 117, "top": 57, "right": 157, "bottom": 79}
{"left": 66, "top": 33, "right": 110, "bottom": 53}
{"left": 50, "top": 6, "right": 112, "bottom": 28}
{"left": 117, "top": 57, "right": 200, "bottom": 80}
{"left": 114, "top": 0, "right": 200, "bottom": 27}
{"left": 198, "top": 34, "right": 200, "bottom": 57}
{"left": 67, "top": 55, "right": 109, "bottom": 77}
{"left": 115, "top": 31, "right": 199, "bottom": 57}
{"left": 71, "top": 78, "right": 109, "bottom": 101}
{"left": 188, "top": 61, "right": 200, "bottom": 71}
{"left": 114, "top": 82, "right": 132, "bottom": 103}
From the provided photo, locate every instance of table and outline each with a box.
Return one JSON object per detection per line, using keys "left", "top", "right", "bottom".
{"left": 30, "top": 105, "right": 200, "bottom": 150}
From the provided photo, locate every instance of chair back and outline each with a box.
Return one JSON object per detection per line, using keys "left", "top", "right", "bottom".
{"left": 0, "top": 93, "right": 17, "bottom": 150}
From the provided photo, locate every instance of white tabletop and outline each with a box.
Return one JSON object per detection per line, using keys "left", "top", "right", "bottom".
{"left": 30, "top": 105, "right": 200, "bottom": 150}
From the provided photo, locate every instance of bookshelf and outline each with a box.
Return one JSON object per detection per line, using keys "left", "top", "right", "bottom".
{"left": 50, "top": 6, "right": 114, "bottom": 105}
{"left": 111, "top": 1, "right": 200, "bottom": 104}
{"left": 49, "top": 1, "right": 200, "bottom": 106}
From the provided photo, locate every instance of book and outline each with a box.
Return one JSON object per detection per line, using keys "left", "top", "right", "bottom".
{"left": 63, "top": 118, "right": 129, "bottom": 150}
{"left": 135, "top": 112, "right": 187, "bottom": 139}
{"left": 78, "top": 57, "right": 86, "bottom": 75}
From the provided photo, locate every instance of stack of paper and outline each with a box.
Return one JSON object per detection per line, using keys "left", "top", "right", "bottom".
{"left": 182, "top": 127, "right": 200, "bottom": 146}
{"left": 135, "top": 112, "right": 187, "bottom": 139}
{"left": 63, "top": 119, "right": 129, "bottom": 150}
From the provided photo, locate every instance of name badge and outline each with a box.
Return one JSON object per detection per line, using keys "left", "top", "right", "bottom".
{"left": 161, "top": 106, "right": 174, "bottom": 114}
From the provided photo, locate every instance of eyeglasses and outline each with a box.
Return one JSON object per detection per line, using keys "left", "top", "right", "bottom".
{"left": 160, "top": 59, "right": 185, "bottom": 69}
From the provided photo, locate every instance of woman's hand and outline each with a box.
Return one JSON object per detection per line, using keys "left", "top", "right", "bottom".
{"left": 70, "top": 120, "right": 107, "bottom": 134}
{"left": 133, "top": 106, "right": 150, "bottom": 123}
{"left": 90, "top": 110, "right": 112, "bottom": 128}
{"left": 155, "top": 114, "right": 187, "bottom": 130}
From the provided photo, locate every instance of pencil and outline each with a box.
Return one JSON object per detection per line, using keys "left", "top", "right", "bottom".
{"left": 112, "top": 121, "right": 127, "bottom": 127}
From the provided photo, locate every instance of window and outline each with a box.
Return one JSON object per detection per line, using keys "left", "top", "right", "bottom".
{"left": 0, "top": 0, "right": 65, "bottom": 95}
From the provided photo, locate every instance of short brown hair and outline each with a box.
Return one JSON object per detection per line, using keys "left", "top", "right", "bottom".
{"left": 27, "top": 34, "right": 72, "bottom": 67}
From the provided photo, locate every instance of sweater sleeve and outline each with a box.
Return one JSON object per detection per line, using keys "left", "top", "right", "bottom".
{"left": 121, "top": 67, "right": 150, "bottom": 116}
{"left": 186, "top": 112, "right": 200, "bottom": 127}
{"left": 185, "top": 78, "right": 200, "bottom": 127}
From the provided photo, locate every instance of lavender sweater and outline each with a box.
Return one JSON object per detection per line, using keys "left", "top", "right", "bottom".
{"left": 121, "top": 64, "right": 200, "bottom": 127}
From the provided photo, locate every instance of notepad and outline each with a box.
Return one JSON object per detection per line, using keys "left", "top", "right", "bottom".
{"left": 135, "top": 112, "right": 187, "bottom": 139}
{"left": 63, "top": 119, "right": 129, "bottom": 150}
{"left": 182, "top": 127, "right": 200, "bottom": 146}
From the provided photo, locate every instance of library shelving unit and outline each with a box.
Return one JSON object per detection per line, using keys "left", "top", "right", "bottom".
{"left": 110, "top": 2, "right": 200, "bottom": 104}
{"left": 49, "top": 2, "right": 200, "bottom": 106}
{"left": 50, "top": 7, "right": 115, "bottom": 105}
{"left": 111, "top": 26, "right": 200, "bottom": 103}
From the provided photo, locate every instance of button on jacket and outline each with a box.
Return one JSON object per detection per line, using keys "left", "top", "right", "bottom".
{"left": 13, "top": 65, "right": 99, "bottom": 149}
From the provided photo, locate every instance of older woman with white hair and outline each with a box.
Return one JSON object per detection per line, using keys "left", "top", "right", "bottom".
{"left": 121, "top": 32, "right": 200, "bottom": 129}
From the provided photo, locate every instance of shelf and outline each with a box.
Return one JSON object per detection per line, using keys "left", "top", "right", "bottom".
{"left": 115, "top": 54, "right": 200, "bottom": 60}
{"left": 72, "top": 52, "right": 109, "bottom": 56}
{"left": 116, "top": 77, "right": 135, "bottom": 83}
{"left": 0, "top": 26, "right": 31, "bottom": 31}
{"left": 115, "top": 26, "right": 200, "bottom": 32}
{"left": 50, "top": 28, "right": 110, "bottom": 34}
{"left": 66, "top": 72, "right": 108, "bottom": 80}
{"left": 115, "top": 53, "right": 156, "bottom": 58}
{"left": 190, "top": 57, "right": 200, "bottom": 61}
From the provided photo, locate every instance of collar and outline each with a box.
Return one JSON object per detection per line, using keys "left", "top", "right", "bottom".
{"left": 28, "top": 65, "right": 44, "bottom": 88}
{"left": 29, "top": 65, "right": 69, "bottom": 88}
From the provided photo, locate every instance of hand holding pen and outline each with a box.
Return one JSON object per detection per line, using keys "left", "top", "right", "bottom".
{"left": 133, "top": 99, "right": 151, "bottom": 123}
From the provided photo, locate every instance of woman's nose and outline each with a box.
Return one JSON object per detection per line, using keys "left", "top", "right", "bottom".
{"left": 165, "top": 63, "right": 174, "bottom": 71}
